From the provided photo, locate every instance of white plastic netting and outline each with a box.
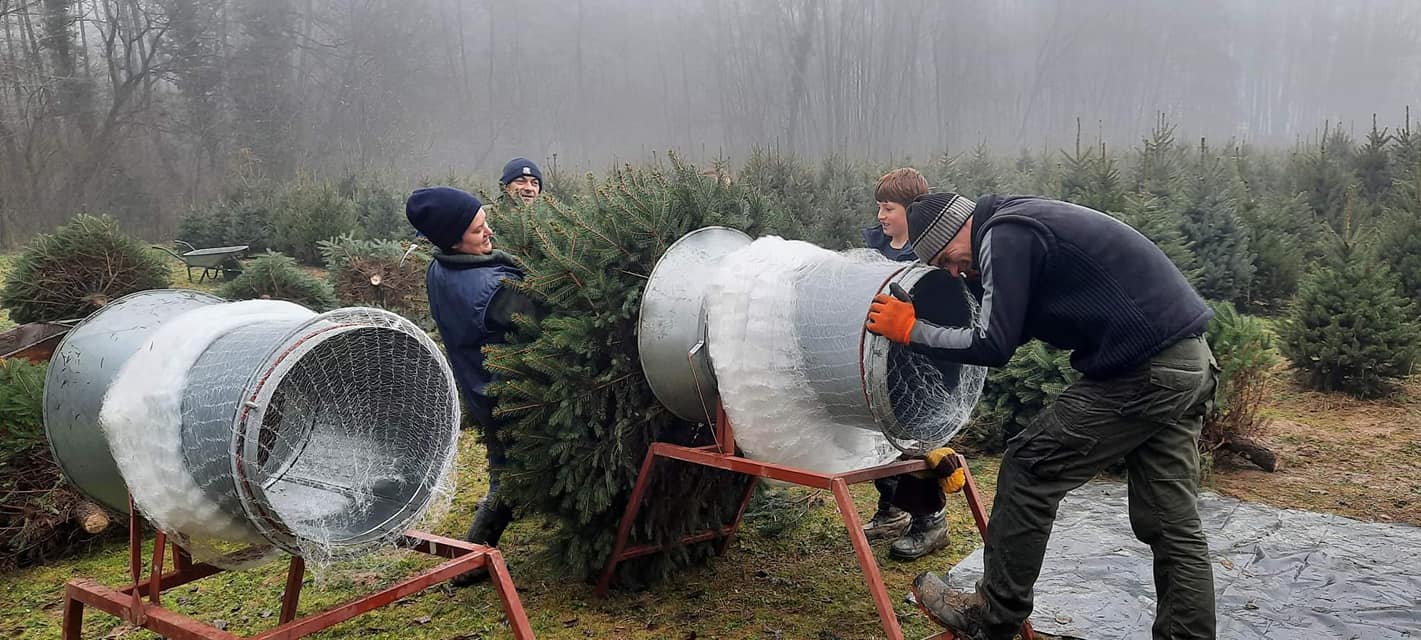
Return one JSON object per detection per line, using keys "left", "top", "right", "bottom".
{"left": 705, "top": 237, "right": 986, "bottom": 473}
{"left": 98, "top": 301, "right": 460, "bottom": 568}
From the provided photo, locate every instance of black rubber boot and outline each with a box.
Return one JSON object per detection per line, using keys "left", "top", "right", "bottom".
{"left": 890, "top": 510, "right": 949, "bottom": 560}
{"left": 451, "top": 497, "right": 514, "bottom": 587}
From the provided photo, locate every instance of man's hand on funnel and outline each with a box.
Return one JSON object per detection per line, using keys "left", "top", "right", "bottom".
{"left": 866, "top": 293, "right": 917, "bottom": 344}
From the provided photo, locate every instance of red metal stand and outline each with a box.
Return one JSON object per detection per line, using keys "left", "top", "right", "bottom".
{"left": 61, "top": 503, "right": 535, "bottom": 640}
{"left": 595, "top": 403, "right": 1033, "bottom": 640}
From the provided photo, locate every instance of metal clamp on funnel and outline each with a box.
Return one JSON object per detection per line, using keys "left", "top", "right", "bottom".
{"left": 637, "top": 227, "right": 752, "bottom": 425}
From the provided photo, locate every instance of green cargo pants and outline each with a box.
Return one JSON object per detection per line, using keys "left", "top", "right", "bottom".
{"left": 979, "top": 336, "right": 1219, "bottom": 640}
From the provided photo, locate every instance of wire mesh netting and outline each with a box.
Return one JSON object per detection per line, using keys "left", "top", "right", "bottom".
{"left": 228, "top": 308, "right": 460, "bottom": 563}
{"left": 704, "top": 237, "right": 986, "bottom": 473}
{"left": 874, "top": 269, "right": 989, "bottom": 453}
{"left": 79, "top": 294, "right": 460, "bottom": 568}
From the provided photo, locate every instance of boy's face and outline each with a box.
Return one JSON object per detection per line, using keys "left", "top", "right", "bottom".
{"left": 506, "top": 176, "right": 541, "bottom": 203}
{"left": 877, "top": 201, "right": 909, "bottom": 239}
{"left": 453, "top": 207, "right": 495, "bottom": 255}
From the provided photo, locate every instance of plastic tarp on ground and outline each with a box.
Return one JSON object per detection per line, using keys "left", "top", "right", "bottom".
{"left": 945, "top": 482, "right": 1421, "bottom": 639}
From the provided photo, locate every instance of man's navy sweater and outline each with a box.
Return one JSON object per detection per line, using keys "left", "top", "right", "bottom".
{"left": 908, "top": 195, "right": 1212, "bottom": 378}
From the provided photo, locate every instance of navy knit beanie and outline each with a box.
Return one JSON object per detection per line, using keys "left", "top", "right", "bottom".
{"left": 499, "top": 157, "right": 544, "bottom": 186}
{"left": 405, "top": 187, "right": 482, "bottom": 251}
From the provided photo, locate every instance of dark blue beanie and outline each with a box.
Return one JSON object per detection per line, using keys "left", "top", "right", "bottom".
{"left": 499, "top": 157, "right": 544, "bottom": 186}
{"left": 405, "top": 187, "right": 482, "bottom": 251}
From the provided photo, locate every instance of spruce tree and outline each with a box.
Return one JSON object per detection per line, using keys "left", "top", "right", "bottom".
{"left": 1292, "top": 124, "right": 1357, "bottom": 234}
{"left": 1202, "top": 301, "right": 1280, "bottom": 470}
{"left": 1, "top": 215, "right": 171, "bottom": 324}
{"left": 1354, "top": 115, "right": 1394, "bottom": 210}
{"left": 1059, "top": 142, "right": 1126, "bottom": 214}
{"left": 1393, "top": 108, "right": 1421, "bottom": 176}
{"left": 1377, "top": 156, "right": 1421, "bottom": 304}
{"left": 484, "top": 159, "right": 785, "bottom": 585}
{"left": 931, "top": 148, "right": 961, "bottom": 192}
{"left": 1116, "top": 192, "right": 1200, "bottom": 285}
{"left": 967, "top": 341, "right": 1078, "bottom": 452}
{"left": 1133, "top": 113, "right": 1184, "bottom": 199}
{"left": 1282, "top": 202, "right": 1419, "bottom": 398}
{"left": 1176, "top": 145, "right": 1254, "bottom": 304}
{"left": 1005, "top": 147, "right": 1041, "bottom": 194}
{"left": 1239, "top": 193, "right": 1310, "bottom": 311}
{"left": 216, "top": 253, "right": 337, "bottom": 311}
{"left": 737, "top": 147, "right": 824, "bottom": 244}
{"left": 957, "top": 142, "right": 1002, "bottom": 197}
{"left": 318, "top": 235, "right": 428, "bottom": 321}
{"left": 271, "top": 178, "right": 360, "bottom": 265}
{"left": 806, "top": 154, "right": 876, "bottom": 248}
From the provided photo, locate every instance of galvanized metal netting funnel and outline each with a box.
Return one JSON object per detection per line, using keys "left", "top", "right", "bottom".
{"left": 637, "top": 228, "right": 987, "bottom": 472}
{"left": 44, "top": 290, "right": 460, "bottom": 562}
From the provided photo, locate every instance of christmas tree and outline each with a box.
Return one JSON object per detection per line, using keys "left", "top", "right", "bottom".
{"left": 1133, "top": 113, "right": 1185, "bottom": 200}
{"left": 1292, "top": 123, "right": 1357, "bottom": 234}
{"left": 737, "top": 148, "right": 852, "bottom": 247}
{"left": 216, "top": 253, "right": 337, "bottom": 311}
{"left": 807, "top": 154, "right": 877, "bottom": 248}
{"left": 967, "top": 341, "right": 1078, "bottom": 452}
{"left": 1354, "top": 115, "right": 1394, "bottom": 211}
{"left": 1202, "top": 302, "right": 1279, "bottom": 471}
{"left": 930, "top": 147, "right": 961, "bottom": 192}
{"left": 1, "top": 215, "right": 171, "bottom": 324}
{"left": 1116, "top": 192, "right": 1199, "bottom": 285}
{"left": 1176, "top": 143, "right": 1254, "bottom": 304}
{"left": 1239, "top": 193, "right": 1311, "bottom": 310}
{"left": 956, "top": 142, "right": 1003, "bottom": 197}
{"left": 1282, "top": 197, "right": 1419, "bottom": 398}
{"left": 1059, "top": 141, "right": 1126, "bottom": 214}
{"left": 1377, "top": 155, "right": 1421, "bottom": 304}
{"left": 318, "top": 235, "right": 429, "bottom": 322}
{"left": 1393, "top": 108, "right": 1421, "bottom": 175}
{"left": 484, "top": 158, "right": 787, "bottom": 585}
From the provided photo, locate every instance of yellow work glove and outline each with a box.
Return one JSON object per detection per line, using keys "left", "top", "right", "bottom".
{"left": 920, "top": 447, "right": 966, "bottom": 494}
{"left": 866, "top": 293, "right": 917, "bottom": 345}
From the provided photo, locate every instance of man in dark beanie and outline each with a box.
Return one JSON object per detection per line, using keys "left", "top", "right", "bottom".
{"left": 866, "top": 193, "right": 1218, "bottom": 639}
{"left": 499, "top": 157, "right": 543, "bottom": 204}
{"left": 406, "top": 186, "right": 541, "bottom": 584}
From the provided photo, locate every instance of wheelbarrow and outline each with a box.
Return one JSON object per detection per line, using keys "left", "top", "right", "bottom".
{"left": 153, "top": 241, "right": 250, "bottom": 283}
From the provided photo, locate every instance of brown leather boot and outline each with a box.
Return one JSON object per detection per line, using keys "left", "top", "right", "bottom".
{"left": 911, "top": 572, "right": 991, "bottom": 640}
{"left": 862, "top": 505, "right": 912, "bottom": 541}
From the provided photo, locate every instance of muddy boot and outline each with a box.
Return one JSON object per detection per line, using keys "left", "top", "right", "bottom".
{"left": 890, "top": 510, "right": 948, "bottom": 560}
{"left": 451, "top": 497, "right": 514, "bottom": 587}
{"left": 910, "top": 572, "right": 991, "bottom": 640}
{"left": 862, "top": 505, "right": 912, "bottom": 541}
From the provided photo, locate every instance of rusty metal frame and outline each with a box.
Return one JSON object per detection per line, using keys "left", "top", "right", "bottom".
{"left": 595, "top": 402, "right": 1032, "bottom": 640}
{"left": 61, "top": 504, "right": 535, "bottom": 640}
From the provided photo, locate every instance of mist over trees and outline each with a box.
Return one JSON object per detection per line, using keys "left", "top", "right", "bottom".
{"left": 1, "top": 0, "right": 1420, "bottom": 243}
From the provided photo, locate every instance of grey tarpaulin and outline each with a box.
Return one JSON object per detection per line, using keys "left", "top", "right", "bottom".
{"left": 944, "top": 481, "right": 1421, "bottom": 639}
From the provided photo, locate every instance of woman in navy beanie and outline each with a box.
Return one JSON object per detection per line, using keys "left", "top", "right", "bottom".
{"left": 406, "top": 186, "right": 543, "bottom": 584}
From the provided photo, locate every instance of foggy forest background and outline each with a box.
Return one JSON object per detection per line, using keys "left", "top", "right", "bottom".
{"left": 2, "top": 0, "right": 1421, "bottom": 244}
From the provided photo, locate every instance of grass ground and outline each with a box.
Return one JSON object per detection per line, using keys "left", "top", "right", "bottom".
{"left": 1209, "top": 371, "right": 1421, "bottom": 525}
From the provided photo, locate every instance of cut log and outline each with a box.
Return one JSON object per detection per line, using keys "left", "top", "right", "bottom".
{"left": 71, "top": 500, "right": 111, "bottom": 534}
{"left": 1223, "top": 437, "right": 1280, "bottom": 472}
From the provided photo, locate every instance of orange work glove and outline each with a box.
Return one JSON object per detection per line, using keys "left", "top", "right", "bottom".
{"left": 866, "top": 293, "right": 917, "bottom": 344}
